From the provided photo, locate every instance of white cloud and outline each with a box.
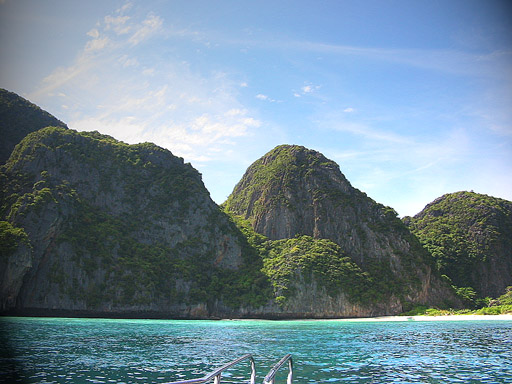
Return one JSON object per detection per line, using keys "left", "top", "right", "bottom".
{"left": 117, "top": 1, "right": 133, "bottom": 13}
{"left": 105, "top": 15, "right": 131, "bottom": 35}
{"left": 256, "top": 93, "right": 279, "bottom": 102}
{"left": 29, "top": 7, "right": 164, "bottom": 100}
{"left": 128, "top": 14, "right": 163, "bottom": 45}
{"left": 85, "top": 36, "right": 109, "bottom": 52}
{"left": 343, "top": 107, "right": 355, "bottom": 113}
{"left": 286, "top": 40, "right": 512, "bottom": 79}
{"left": 302, "top": 85, "right": 313, "bottom": 93}
{"left": 34, "top": 0, "right": 263, "bottom": 164}
{"left": 87, "top": 28, "right": 100, "bottom": 39}
{"left": 294, "top": 83, "right": 321, "bottom": 97}
{"left": 118, "top": 55, "right": 139, "bottom": 67}
{"left": 25, "top": 1, "right": 276, "bottom": 199}
{"left": 329, "top": 120, "right": 410, "bottom": 144}
{"left": 33, "top": 55, "right": 95, "bottom": 98}
{"left": 323, "top": 119, "right": 477, "bottom": 216}
{"left": 70, "top": 106, "right": 261, "bottom": 163}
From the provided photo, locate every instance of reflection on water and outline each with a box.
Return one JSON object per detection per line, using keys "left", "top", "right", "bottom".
{"left": 1, "top": 317, "right": 512, "bottom": 383}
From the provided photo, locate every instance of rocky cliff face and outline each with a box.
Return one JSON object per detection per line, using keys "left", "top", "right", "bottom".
{"left": 0, "top": 127, "right": 269, "bottom": 317}
{"left": 1, "top": 133, "right": 459, "bottom": 318}
{"left": 225, "top": 146, "right": 413, "bottom": 264}
{"left": 405, "top": 191, "right": 512, "bottom": 298}
{"left": 0, "top": 92, "right": 476, "bottom": 318}
{"left": 225, "top": 145, "right": 459, "bottom": 313}
{"left": 0, "top": 88, "right": 67, "bottom": 164}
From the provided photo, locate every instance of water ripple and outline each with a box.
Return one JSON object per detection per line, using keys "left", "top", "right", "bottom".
{"left": 1, "top": 318, "right": 511, "bottom": 383}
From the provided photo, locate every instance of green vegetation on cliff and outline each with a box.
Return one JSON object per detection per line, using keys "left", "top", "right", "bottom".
{"left": 2, "top": 91, "right": 510, "bottom": 318}
{"left": 262, "top": 235, "right": 372, "bottom": 303}
{"left": 224, "top": 144, "right": 349, "bottom": 216}
{"left": 0, "top": 221, "right": 29, "bottom": 259}
{"left": 1, "top": 127, "right": 272, "bottom": 314}
{"left": 405, "top": 191, "right": 512, "bottom": 299}
{"left": 403, "top": 286, "right": 512, "bottom": 316}
{"left": 55, "top": 202, "right": 271, "bottom": 309}
{"left": 224, "top": 144, "right": 455, "bottom": 312}
{"left": 0, "top": 88, "right": 67, "bottom": 164}
{"left": 225, "top": 214, "right": 400, "bottom": 307}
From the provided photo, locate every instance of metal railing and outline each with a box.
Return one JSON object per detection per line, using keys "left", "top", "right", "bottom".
{"left": 165, "top": 354, "right": 293, "bottom": 384}
{"left": 263, "top": 354, "right": 293, "bottom": 384}
{"left": 166, "top": 354, "right": 256, "bottom": 384}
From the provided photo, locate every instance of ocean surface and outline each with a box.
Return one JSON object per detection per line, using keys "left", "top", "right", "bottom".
{"left": 1, "top": 317, "right": 511, "bottom": 383}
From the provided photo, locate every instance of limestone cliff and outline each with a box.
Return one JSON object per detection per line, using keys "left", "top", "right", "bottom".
{"left": 0, "top": 92, "right": 468, "bottom": 319}
{"left": 225, "top": 145, "right": 459, "bottom": 313}
{"left": 405, "top": 191, "right": 512, "bottom": 298}
{"left": 0, "top": 127, "right": 269, "bottom": 317}
{"left": 0, "top": 88, "right": 67, "bottom": 164}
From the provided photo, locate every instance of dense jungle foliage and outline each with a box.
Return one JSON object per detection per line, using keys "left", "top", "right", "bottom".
{"left": 405, "top": 191, "right": 512, "bottom": 300}
{"left": 1, "top": 127, "right": 273, "bottom": 311}
{"left": 227, "top": 214, "right": 405, "bottom": 306}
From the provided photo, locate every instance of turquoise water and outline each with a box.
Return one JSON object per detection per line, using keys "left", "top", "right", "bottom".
{"left": 1, "top": 317, "right": 512, "bottom": 383}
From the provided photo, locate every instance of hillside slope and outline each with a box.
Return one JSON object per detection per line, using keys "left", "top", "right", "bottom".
{"left": 0, "top": 88, "right": 67, "bottom": 164}
{"left": 0, "top": 127, "right": 271, "bottom": 317}
{"left": 225, "top": 145, "right": 459, "bottom": 314}
{"left": 405, "top": 191, "right": 512, "bottom": 298}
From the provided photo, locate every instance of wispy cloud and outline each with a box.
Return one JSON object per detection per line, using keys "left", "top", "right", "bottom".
{"left": 128, "top": 14, "right": 162, "bottom": 45}
{"left": 21, "top": 1, "right": 511, "bottom": 210}
{"left": 293, "top": 83, "right": 321, "bottom": 98}
{"left": 85, "top": 36, "right": 110, "bottom": 52}
{"left": 34, "top": 56, "right": 96, "bottom": 98}
{"left": 104, "top": 15, "right": 131, "bottom": 35}
{"left": 70, "top": 107, "right": 260, "bottom": 162}
{"left": 87, "top": 29, "right": 100, "bottom": 39}
{"left": 28, "top": 1, "right": 264, "bottom": 166}
{"left": 288, "top": 41, "right": 512, "bottom": 78}
{"left": 321, "top": 118, "right": 411, "bottom": 145}
{"left": 322, "top": 115, "right": 479, "bottom": 216}
{"left": 256, "top": 93, "right": 279, "bottom": 102}
{"left": 219, "top": 33, "right": 512, "bottom": 79}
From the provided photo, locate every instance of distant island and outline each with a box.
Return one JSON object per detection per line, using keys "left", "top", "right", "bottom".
{"left": 1, "top": 88, "right": 511, "bottom": 319}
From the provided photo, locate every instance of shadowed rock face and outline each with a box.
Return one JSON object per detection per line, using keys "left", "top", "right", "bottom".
{"left": 0, "top": 127, "right": 253, "bottom": 316}
{"left": 0, "top": 88, "right": 67, "bottom": 164}
{"left": 406, "top": 191, "right": 512, "bottom": 298}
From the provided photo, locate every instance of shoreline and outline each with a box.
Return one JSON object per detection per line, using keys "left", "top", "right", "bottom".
{"left": 225, "top": 314, "right": 512, "bottom": 322}
{"left": 327, "top": 314, "right": 512, "bottom": 322}
{"left": 2, "top": 311, "right": 512, "bottom": 322}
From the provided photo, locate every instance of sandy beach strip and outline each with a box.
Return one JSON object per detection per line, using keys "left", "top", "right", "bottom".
{"left": 332, "top": 314, "right": 512, "bottom": 322}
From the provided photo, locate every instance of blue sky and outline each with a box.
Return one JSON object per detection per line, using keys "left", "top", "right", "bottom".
{"left": 1, "top": 0, "right": 511, "bottom": 216}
